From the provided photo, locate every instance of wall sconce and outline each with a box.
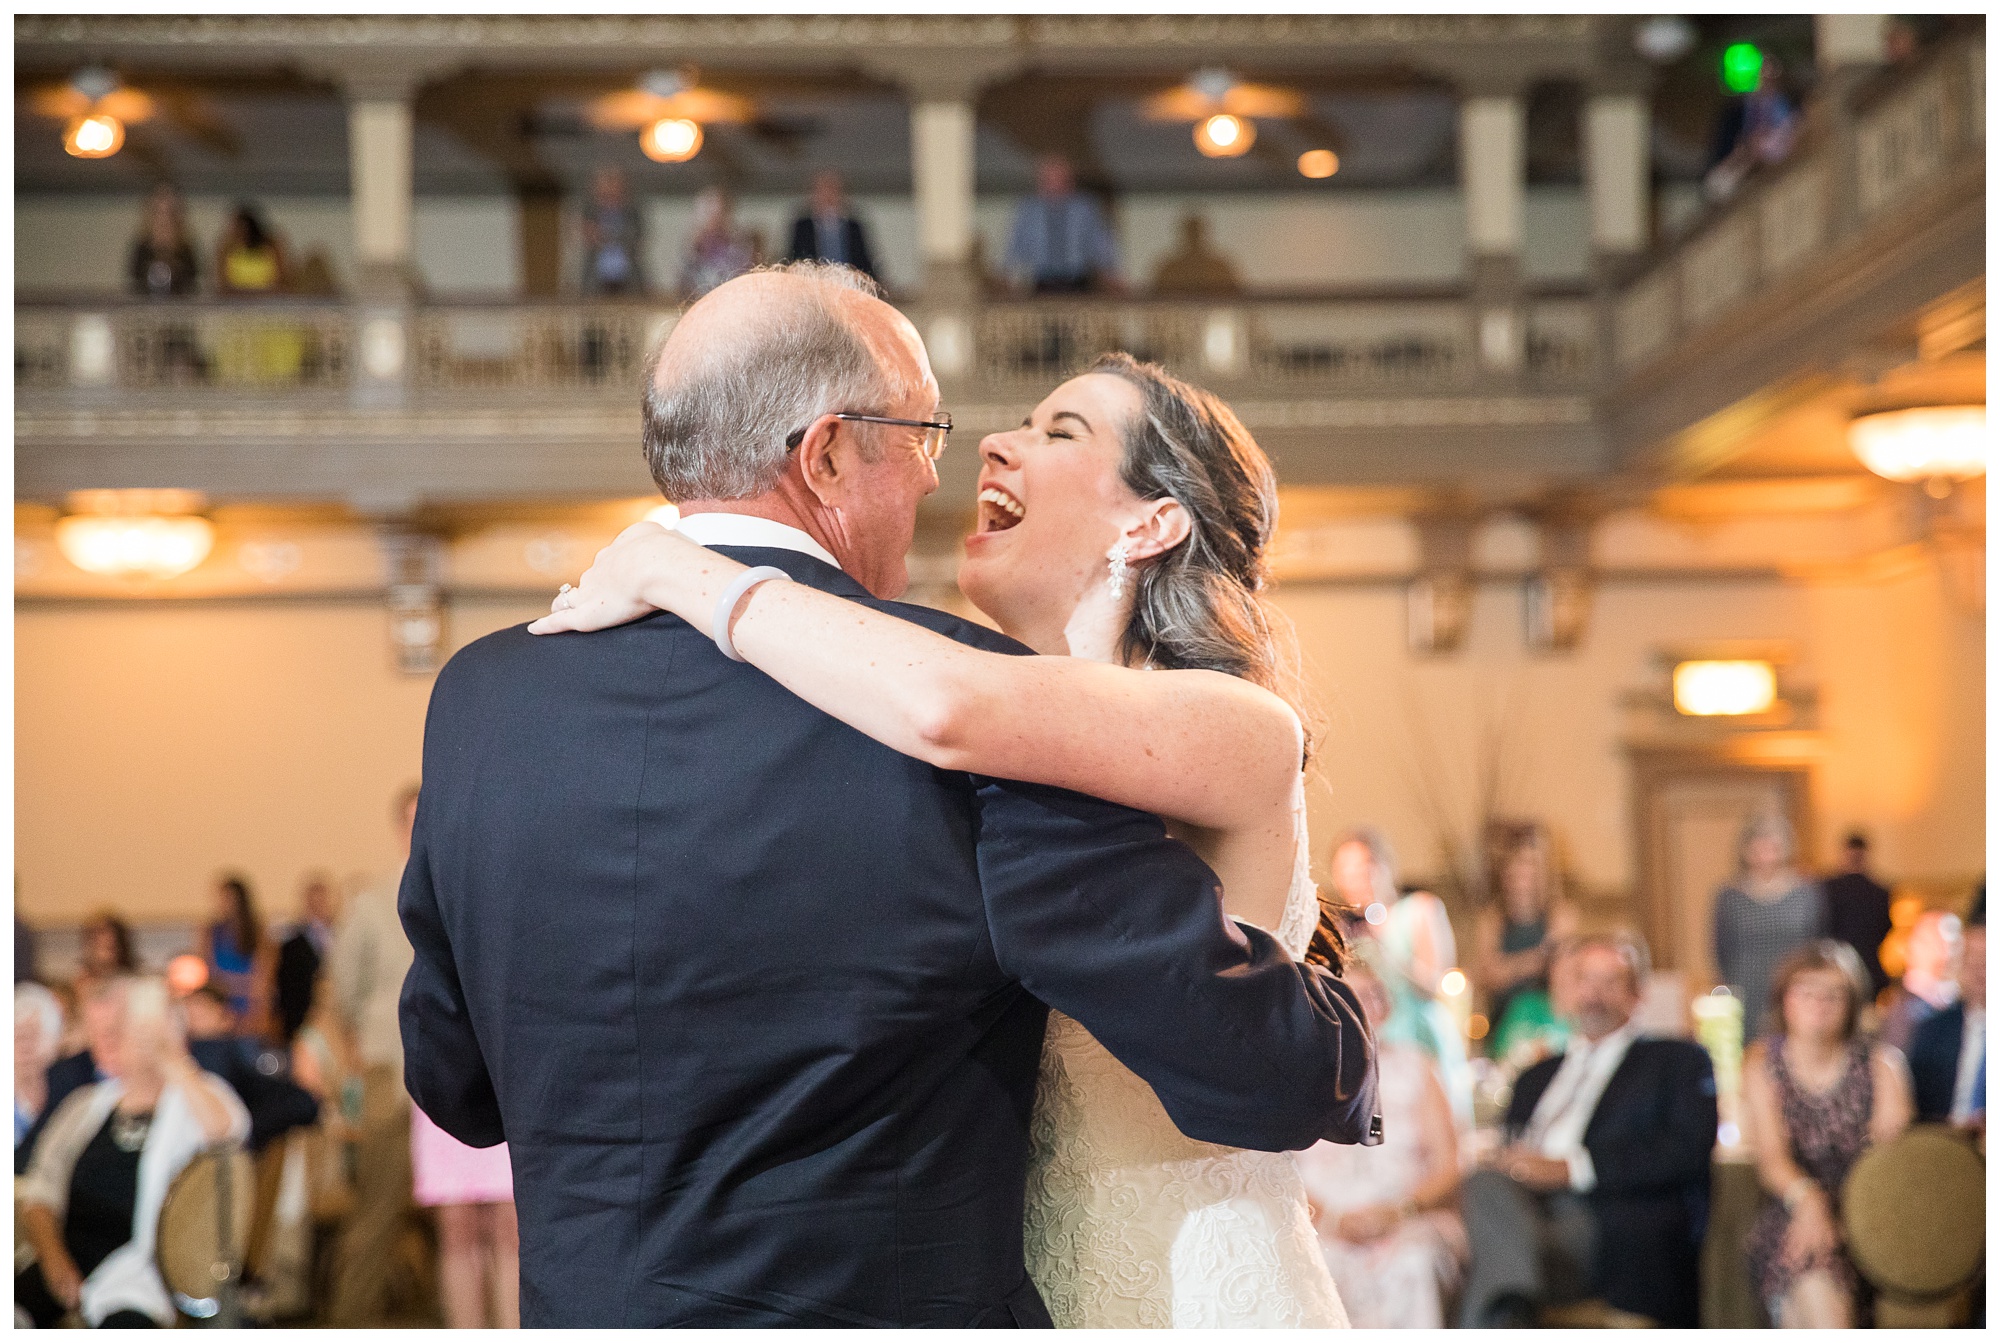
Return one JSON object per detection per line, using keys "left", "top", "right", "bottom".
{"left": 1672, "top": 660, "right": 1778, "bottom": 717}
{"left": 54, "top": 488, "right": 214, "bottom": 580}
{"left": 1407, "top": 572, "right": 1472, "bottom": 655}
{"left": 1524, "top": 568, "right": 1593, "bottom": 653}
{"left": 380, "top": 530, "right": 445, "bottom": 675}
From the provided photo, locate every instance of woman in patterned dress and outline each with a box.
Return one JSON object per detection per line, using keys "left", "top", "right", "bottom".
{"left": 1742, "top": 940, "right": 1912, "bottom": 1327}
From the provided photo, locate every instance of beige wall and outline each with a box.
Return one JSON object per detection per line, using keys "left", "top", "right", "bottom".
{"left": 15, "top": 595, "right": 543, "bottom": 927}
{"left": 16, "top": 558, "right": 1982, "bottom": 930}
{"left": 1281, "top": 565, "right": 1985, "bottom": 901}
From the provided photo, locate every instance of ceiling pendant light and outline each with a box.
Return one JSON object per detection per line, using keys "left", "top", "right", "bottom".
{"left": 642, "top": 117, "right": 703, "bottom": 164}
{"left": 64, "top": 112, "right": 124, "bottom": 159}
{"left": 1194, "top": 113, "right": 1254, "bottom": 158}
{"left": 1848, "top": 405, "right": 1987, "bottom": 494}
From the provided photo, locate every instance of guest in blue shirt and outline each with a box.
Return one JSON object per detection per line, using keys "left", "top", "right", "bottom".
{"left": 1004, "top": 155, "right": 1124, "bottom": 295}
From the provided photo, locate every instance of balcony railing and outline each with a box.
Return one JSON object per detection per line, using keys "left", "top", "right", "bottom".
{"left": 1613, "top": 35, "right": 1984, "bottom": 376}
{"left": 15, "top": 291, "right": 1599, "bottom": 404}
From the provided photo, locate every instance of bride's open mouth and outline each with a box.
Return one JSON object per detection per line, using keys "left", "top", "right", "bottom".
{"left": 977, "top": 486, "right": 1026, "bottom": 534}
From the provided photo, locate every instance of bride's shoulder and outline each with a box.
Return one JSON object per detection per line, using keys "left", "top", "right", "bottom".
{"left": 1158, "top": 668, "right": 1303, "bottom": 750}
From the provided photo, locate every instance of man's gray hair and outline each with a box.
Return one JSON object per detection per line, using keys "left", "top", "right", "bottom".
{"left": 641, "top": 261, "right": 909, "bottom": 501}
{"left": 1552, "top": 930, "right": 1652, "bottom": 991}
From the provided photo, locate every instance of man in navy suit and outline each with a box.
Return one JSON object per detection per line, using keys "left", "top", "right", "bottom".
{"left": 399, "top": 261, "right": 1377, "bottom": 1327}
{"left": 1459, "top": 935, "right": 1717, "bottom": 1328}
{"left": 787, "top": 170, "right": 877, "bottom": 282}
{"left": 1911, "top": 916, "right": 1985, "bottom": 1129}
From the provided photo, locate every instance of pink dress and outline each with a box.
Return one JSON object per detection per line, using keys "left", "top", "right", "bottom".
{"left": 410, "top": 1104, "right": 514, "bottom": 1207}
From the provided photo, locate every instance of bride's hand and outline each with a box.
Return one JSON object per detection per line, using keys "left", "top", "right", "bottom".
{"left": 528, "top": 521, "right": 692, "bottom": 635}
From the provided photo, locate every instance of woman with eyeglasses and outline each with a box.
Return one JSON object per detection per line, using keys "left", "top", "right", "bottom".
{"left": 1741, "top": 940, "right": 1912, "bottom": 1327}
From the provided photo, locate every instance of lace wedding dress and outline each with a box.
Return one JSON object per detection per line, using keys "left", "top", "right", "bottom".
{"left": 1023, "top": 805, "right": 1350, "bottom": 1327}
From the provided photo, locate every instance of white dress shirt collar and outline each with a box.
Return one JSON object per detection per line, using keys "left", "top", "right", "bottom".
{"left": 1525, "top": 1017, "right": 1645, "bottom": 1193}
{"left": 673, "top": 511, "right": 840, "bottom": 570}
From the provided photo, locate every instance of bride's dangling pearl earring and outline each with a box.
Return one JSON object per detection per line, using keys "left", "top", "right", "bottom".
{"left": 1106, "top": 541, "right": 1132, "bottom": 600}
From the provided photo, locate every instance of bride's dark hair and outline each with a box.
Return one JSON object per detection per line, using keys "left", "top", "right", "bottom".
{"left": 1087, "top": 352, "right": 1346, "bottom": 973}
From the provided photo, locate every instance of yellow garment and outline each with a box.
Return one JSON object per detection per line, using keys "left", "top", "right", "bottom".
{"left": 223, "top": 245, "right": 281, "bottom": 292}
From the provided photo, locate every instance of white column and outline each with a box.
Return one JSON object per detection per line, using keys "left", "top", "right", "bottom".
{"left": 1461, "top": 96, "right": 1525, "bottom": 257}
{"left": 349, "top": 96, "right": 414, "bottom": 287}
{"left": 1584, "top": 94, "right": 1649, "bottom": 255}
{"left": 911, "top": 98, "right": 977, "bottom": 296}
{"left": 1816, "top": 14, "right": 1888, "bottom": 71}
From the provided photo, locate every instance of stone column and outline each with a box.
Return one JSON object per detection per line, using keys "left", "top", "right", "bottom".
{"left": 1815, "top": 15, "right": 1889, "bottom": 242}
{"left": 1458, "top": 80, "right": 1528, "bottom": 374}
{"left": 1584, "top": 94, "right": 1649, "bottom": 264}
{"left": 349, "top": 92, "right": 415, "bottom": 300}
{"left": 306, "top": 56, "right": 453, "bottom": 407}
{"left": 911, "top": 97, "right": 979, "bottom": 308}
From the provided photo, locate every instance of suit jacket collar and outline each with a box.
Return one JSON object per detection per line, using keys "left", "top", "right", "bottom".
{"left": 709, "top": 544, "right": 872, "bottom": 600}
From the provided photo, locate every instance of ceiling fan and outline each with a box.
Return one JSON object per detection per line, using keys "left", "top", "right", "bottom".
{"left": 584, "top": 67, "right": 755, "bottom": 163}
{"left": 1140, "top": 67, "right": 1341, "bottom": 176}
{"left": 28, "top": 66, "right": 157, "bottom": 158}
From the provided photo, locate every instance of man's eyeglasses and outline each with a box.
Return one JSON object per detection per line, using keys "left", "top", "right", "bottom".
{"left": 785, "top": 412, "right": 952, "bottom": 461}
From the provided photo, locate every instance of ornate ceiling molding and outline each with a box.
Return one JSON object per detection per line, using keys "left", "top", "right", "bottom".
{"left": 16, "top": 13, "right": 1591, "bottom": 59}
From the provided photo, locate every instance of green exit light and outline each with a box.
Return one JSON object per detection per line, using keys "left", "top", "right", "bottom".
{"left": 1721, "top": 42, "right": 1764, "bottom": 94}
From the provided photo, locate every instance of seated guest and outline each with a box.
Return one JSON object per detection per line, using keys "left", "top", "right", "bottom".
{"left": 17, "top": 978, "right": 124, "bottom": 1174}
{"left": 1296, "top": 962, "right": 1465, "bottom": 1327}
{"left": 1459, "top": 935, "right": 1717, "bottom": 1328}
{"left": 15, "top": 983, "right": 66, "bottom": 1154}
{"left": 1743, "top": 940, "right": 1914, "bottom": 1328}
{"left": 181, "top": 984, "right": 320, "bottom": 1153}
{"left": 1880, "top": 908, "right": 1961, "bottom": 1052}
{"left": 16, "top": 975, "right": 250, "bottom": 1328}
{"left": 1822, "top": 831, "right": 1894, "bottom": 997}
{"left": 787, "top": 169, "right": 878, "bottom": 281}
{"left": 1910, "top": 916, "right": 1984, "bottom": 1130}
{"left": 74, "top": 908, "right": 139, "bottom": 1005}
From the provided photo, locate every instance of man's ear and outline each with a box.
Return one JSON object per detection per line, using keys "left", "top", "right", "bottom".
{"left": 1120, "top": 497, "right": 1192, "bottom": 563}
{"left": 792, "top": 414, "right": 846, "bottom": 507}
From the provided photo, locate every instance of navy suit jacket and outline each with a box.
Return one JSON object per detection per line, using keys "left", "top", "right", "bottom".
{"left": 399, "top": 546, "right": 1377, "bottom": 1327}
{"left": 787, "top": 215, "right": 877, "bottom": 281}
{"left": 1910, "top": 1001, "right": 1968, "bottom": 1121}
{"left": 1507, "top": 1036, "right": 1717, "bottom": 1327}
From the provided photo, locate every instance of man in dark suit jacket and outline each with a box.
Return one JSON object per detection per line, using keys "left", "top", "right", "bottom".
{"left": 787, "top": 169, "right": 877, "bottom": 281}
{"left": 1823, "top": 832, "right": 1895, "bottom": 996}
{"left": 1460, "top": 936, "right": 1717, "bottom": 1328}
{"left": 400, "top": 263, "right": 1377, "bottom": 1327}
{"left": 1911, "top": 919, "right": 1984, "bottom": 1127}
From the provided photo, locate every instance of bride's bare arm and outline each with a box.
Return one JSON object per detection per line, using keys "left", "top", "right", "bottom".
{"left": 531, "top": 524, "right": 1303, "bottom": 840}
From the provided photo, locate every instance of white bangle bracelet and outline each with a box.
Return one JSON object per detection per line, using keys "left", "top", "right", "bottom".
{"left": 710, "top": 566, "right": 791, "bottom": 662}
